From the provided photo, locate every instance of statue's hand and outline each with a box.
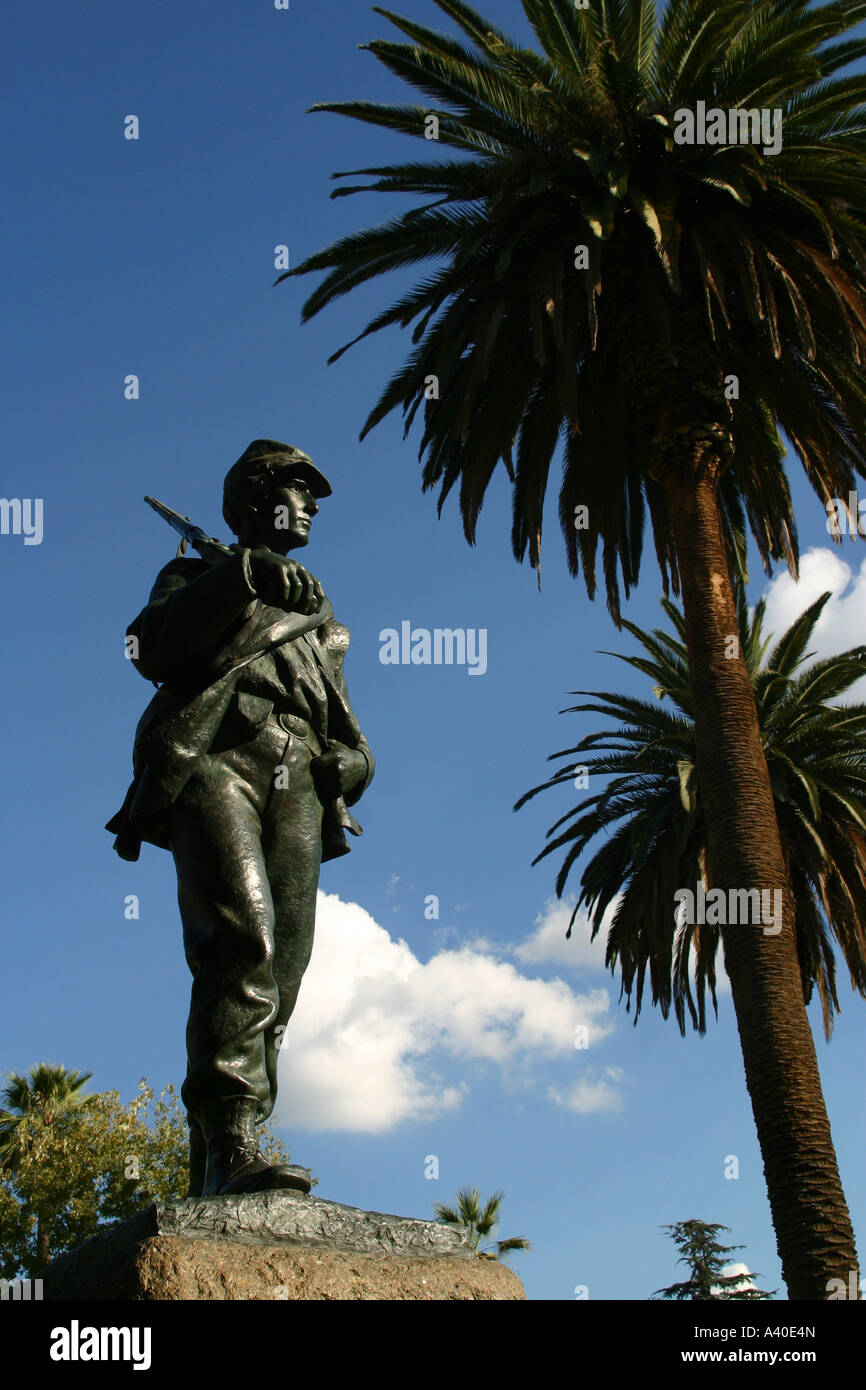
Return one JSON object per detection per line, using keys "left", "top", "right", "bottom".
{"left": 245, "top": 549, "right": 323, "bottom": 615}
{"left": 310, "top": 748, "right": 368, "bottom": 801}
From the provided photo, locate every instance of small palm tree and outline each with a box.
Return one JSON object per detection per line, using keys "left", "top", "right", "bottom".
{"left": 516, "top": 588, "right": 866, "bottom": 1040}
{"left": 433, "top": 1186, "right": 531, "bottom": 1264}
{"left": 0, "top": 1064, "right": 93, "bottom": 1268}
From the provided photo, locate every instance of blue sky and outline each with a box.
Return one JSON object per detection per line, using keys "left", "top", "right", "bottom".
{"left": 2, "top": 0, "right": 865, "bottom": 1302}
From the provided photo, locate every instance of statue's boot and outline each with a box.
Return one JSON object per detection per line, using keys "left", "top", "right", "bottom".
{"left": 200, "top": 1099, "right": 312, "bottom": 1197}
{"left": 187, "top": 1119, "right": 206, "bottom": 1198}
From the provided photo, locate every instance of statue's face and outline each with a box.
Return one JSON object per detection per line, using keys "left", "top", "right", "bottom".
{"left": 251, "top": 475, "right": 319, "bottom": 553}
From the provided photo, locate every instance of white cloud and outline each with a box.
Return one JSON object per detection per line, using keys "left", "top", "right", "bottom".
{"left": 548, "top": 1067, "right": 626, "bottom": 1115}
{"left": 514, "top": 897, "right": 612, "bottom": 971}
{"left": 761, "top": 547, "right": 866, "bottom": 697}
{"left": 276, "top": 891, "right": 620, "bottom": 1133}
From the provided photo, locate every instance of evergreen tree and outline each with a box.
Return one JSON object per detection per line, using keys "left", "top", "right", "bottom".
{"left": 652, "top": 1219, "right": 775, "bottom": 1299}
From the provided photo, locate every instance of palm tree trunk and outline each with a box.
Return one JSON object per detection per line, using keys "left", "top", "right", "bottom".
{"left": 662, "top": 457, "right": 858, "bottom": 1300}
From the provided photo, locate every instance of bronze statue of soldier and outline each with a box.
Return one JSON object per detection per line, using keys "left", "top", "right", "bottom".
{"left": 107, "top": 440, "right": 374, "bottom": 1198}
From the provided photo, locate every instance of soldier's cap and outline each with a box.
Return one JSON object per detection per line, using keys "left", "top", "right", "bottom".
{"left": 223, "top": 439, "right": 333, "bottom": 518}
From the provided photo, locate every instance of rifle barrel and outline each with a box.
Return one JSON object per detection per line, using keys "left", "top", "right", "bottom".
{"left": 143, "top": 496, "right": 232, "bottom": 559}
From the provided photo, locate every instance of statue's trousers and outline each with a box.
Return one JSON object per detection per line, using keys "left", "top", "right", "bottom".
{"left": 167, "top": 716, "right": 323, "bottom": 1128}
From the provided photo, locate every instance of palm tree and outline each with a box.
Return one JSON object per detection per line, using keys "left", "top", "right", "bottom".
{"left": 433, "top": 1186, "right": 531, "bottom": 1263}
{"left": 516, "top": 588, "right": 866, "bottom": 1044}
{"left": 283, "top": 0, "right": 866, "bottom": 1297}
{"left": 0, "top": 1064, "right": 93, "bottom": 1269}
